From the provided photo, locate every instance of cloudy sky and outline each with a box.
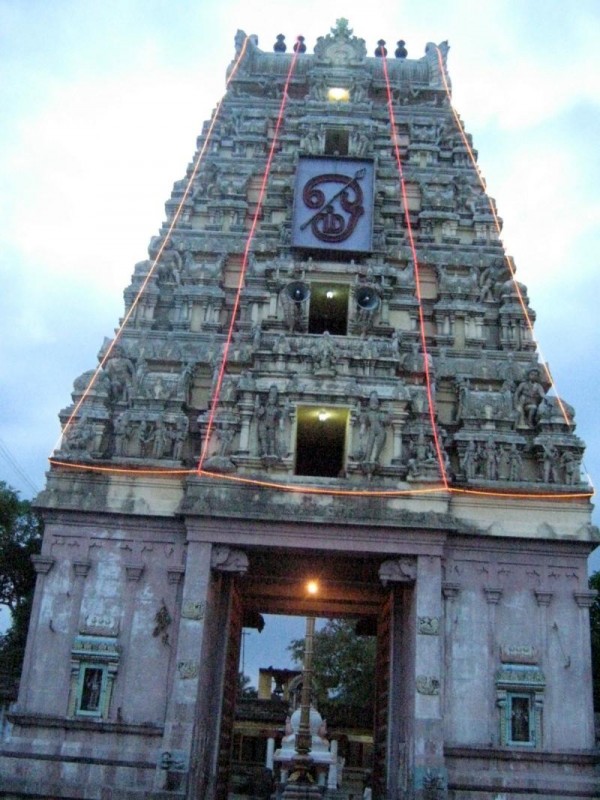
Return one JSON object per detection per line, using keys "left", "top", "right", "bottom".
{"left": 1, "top": 1, "right": 599, "bottom": 673}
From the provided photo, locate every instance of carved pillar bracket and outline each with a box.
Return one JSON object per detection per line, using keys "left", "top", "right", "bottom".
{"left": 167, "top": 565, "right": 186, "bottom": 585}
{"left": 573, "top": 590, "right": 598, "bottom": 609}
{"left": 534, "top": 590, "right": 553, "bottom": 607}
{"left": 441, "top": 582, "right": 461, "bottom": 600}
{"left": 31, "top": 554, "right": 55, "bottom": 574}
{"left": 210, "top": 545, "right": 249, "bottom": 575}
{"left": 483, "top": 587, "right": 502, "bottom": 605}
{"left": 125, "top": 562, "right": 145, "bottom": 582}
{"left": 379, "top": 557, "right": 416, "bottom": 587}
{"left": 73, "top": 560, "right": 92, "bottom": 578}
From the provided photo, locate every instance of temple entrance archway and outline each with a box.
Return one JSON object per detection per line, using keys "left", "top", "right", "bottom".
{"left": 210, "top": 550, "right": 412, "bottom": 800}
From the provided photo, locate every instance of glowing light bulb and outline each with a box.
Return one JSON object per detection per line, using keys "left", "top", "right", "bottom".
{"left": 326, "top": 290, "right": 334, "bottom": 299}
{"left": 306, "top": 580, "right": 319, "bottom": 595}
{"left": 327, "top": 87, "right": 350, "bottom": 101}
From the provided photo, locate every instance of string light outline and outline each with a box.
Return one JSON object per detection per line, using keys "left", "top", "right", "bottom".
{"left": 380, "top": 47, "right": 448, "bottom": 488}
{"left": 46, "top": 39, "right": 594, "bottom": 504}
{"left": 197, "top": 38, "right": 302, "bottom": 472}
{"left": 48, "top": 457, "right": 592, "bottom": 501}
{"left": 52, "top": 36, "right": 251, "bottom": 453}
{"left": 432, "top": 45, "right": 573, "bottom": 429}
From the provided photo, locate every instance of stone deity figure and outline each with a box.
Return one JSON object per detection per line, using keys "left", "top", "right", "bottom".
{"left": 561, "top": 450, "right": 580, "bottom": 486}
{"left": 256, "top": 385, "right": 282, "bottom": 458}
{"left": 514, "top": 369, "right": 545, "bottom": 428}
{"left": 104, "top": 350, "right": 134, "bottom": 405}
{"left": 62, "top": 418, "right": 94, "bottom": 453}
{"left": 460, "top": 440, "right": 477, "bottom": 480}
{"left": 483, "top": 440, "right": 499, "bottom": 481}
{"left": 172, "top": 416, "right": 189, "bottom": 461}
{"left": 311, "top": 331, "right": 337, "bottom": 374}
{"left": 507, "top": 444, "right": 523, "bottom": 482}
{"left": 156, "top": 242, "right": 182, "bottom": 285}
{"left": 177, "top": 362, "right": 195, "bottom": 403}
{"left": 132, "top": 419, "right": 152, "bottom": 458}
{"left": 152, "top": 419, "right": 168, "bottom": 460}
{"left": 541, "top": 442, "right": 560, "bottom": 483}
{"left": 359, "top": 391, "right": 389, "bottom": 465}
{"left": 113, "top": 411, "right": 130, "bottom": 457}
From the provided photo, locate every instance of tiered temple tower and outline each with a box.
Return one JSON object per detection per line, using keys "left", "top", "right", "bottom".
{"left": 1, "top": 21, "right": 597, "bottom": 800}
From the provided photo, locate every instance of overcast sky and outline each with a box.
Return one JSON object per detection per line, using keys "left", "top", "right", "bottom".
{"left": 1, "top": 1, "right": 599, "bottom": 672}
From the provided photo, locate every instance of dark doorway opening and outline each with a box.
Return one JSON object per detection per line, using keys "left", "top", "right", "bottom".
{"left": 308, "top": 283, "right": 349, "bottom": 335}
{"left": 324, "top": 128, "right": 350, "bottom": 156}
{"left": 295, "top": 406, "right": 348, "bottom": 477}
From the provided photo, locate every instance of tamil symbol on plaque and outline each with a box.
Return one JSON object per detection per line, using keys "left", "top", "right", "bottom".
{"left": 292, "top": 157, "right": 374, "bottom": 253}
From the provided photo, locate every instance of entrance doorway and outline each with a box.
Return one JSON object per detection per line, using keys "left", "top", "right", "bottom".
{"left": 210, "top": 551, "right": 407, "bottom": 800}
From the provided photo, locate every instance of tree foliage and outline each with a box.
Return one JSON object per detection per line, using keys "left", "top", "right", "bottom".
{"left": 589, "top": 571, "right": 600, "bottom": 710}
{"left": 0, "top": 482, "right": 43, "bottom": 678}
{"left": 288, "top": 618, "right": 376, "bottom": 709}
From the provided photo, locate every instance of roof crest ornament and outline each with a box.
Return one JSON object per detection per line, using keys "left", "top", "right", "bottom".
{"left": 314, "top": 18, "right": 367, "bottom": 65}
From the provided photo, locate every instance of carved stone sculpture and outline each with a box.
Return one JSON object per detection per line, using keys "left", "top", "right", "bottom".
{"left": 256, "top": 385, "right": 282, "bottom": 460}
{"left": 514, "top": 369, "right": 545, "bottom": 428}
{"left": 357, "top": 391, "right": 389, "bottom": 470}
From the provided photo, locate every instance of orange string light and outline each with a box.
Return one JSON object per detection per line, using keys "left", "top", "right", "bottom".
{"left": 53, "top": 36, "right": 251, "bottom": 453}
{"left": 380, "top": 50, "right": 449, "bottom": 488}
{"left": 197, "top": 39, "right": 302, "bottom": 472}
{"left": 46, "top": 41, "right": 594, "bottom": 505}
{"left": 47, "top": 457, "right": 592, "bottom": 500}
{"left": 432, "top": 45, "right": 573, "bottom": 429}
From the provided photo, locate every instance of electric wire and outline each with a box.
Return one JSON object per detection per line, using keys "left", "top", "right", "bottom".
{"left": 0, "top": 438, "right": 40, "bottom": 495}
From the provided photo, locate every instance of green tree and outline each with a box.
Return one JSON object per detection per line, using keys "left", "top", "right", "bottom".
{"left": 0, "top": 483, "right": 43, "bottom": 678}
{"left": 238, "top": 672, "right": 258, "bottom": 699}
{"left": 288, "top": 618, "right": 376, "bottom": 709}
{"left": 589, "top": 571, "right": 600, "bottom": 710}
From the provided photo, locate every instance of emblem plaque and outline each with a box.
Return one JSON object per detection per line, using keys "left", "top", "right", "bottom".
{"left": 292, "top": 157, "right": 374, "bottom": 252}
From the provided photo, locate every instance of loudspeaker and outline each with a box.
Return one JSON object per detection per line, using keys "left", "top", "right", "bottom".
{"left": 286, "top": 281, "right": 310, "bottom": 303}
{"left": 356, "top": 286, "right": 380, "bottom": 311}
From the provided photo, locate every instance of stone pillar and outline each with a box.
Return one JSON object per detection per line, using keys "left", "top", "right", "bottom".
{"left": 483, "top": 586, "right": 502, "bottom": 744}
{"left": 573, "top": 590, "right": 597, "bottom": 746}
{"left": 327, "top": 739, "right": 338, "bottom": 789}
{"left": 110, "top": 560, "right": 146, "bottom": 716}
{"left": 413, "top": 555, "right": 446, "bottom": 799}
{"left": 266, "top": 737, "right": 275, "bottom": 771}
{"left": 18, "top": 555, "right": 55, "bottom": 709}
{"left": 534, "top": 590, "right": 553, "bottom": 662}
{"left": 154, "top": 541, "right": 214, "bottom": 793}
{"left": 441, "top": 582, "right": 460, "bottom": 725}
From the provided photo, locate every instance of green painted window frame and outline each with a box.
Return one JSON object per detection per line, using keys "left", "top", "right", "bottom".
{"left": 506, "top": 692, "right": 535, "bottom": 747}
{"left": 75, "top": 662, "right": 109, "bottom": 718}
